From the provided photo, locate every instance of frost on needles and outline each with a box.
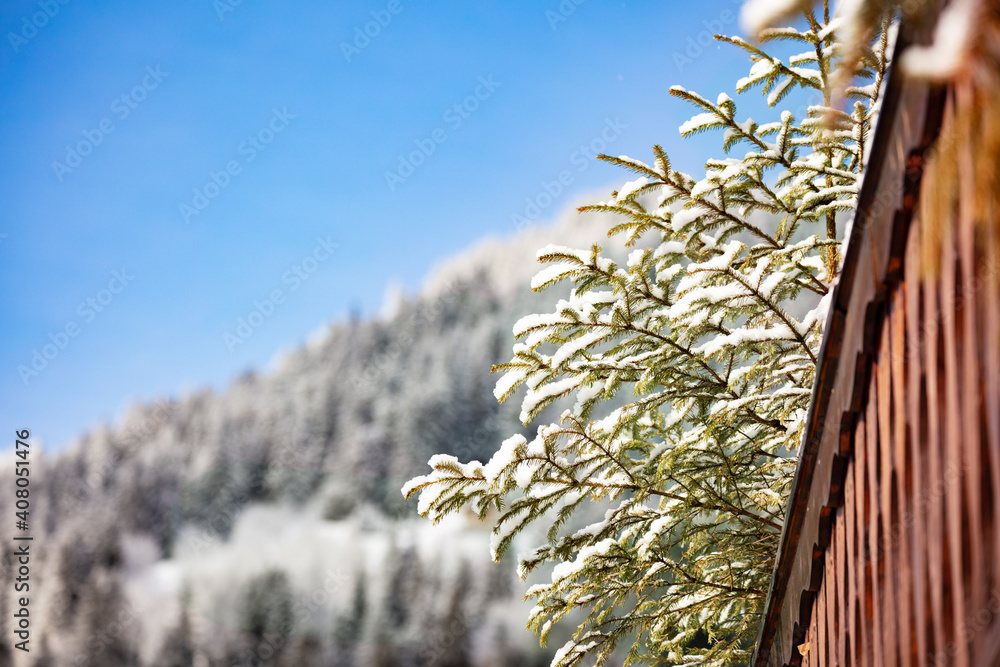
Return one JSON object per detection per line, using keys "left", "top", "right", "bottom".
{"left": 403, "top": 7, "right": 891, "bottom": 666}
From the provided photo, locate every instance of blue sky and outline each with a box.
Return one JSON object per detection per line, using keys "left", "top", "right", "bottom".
{"left": 0, "top": 0, "right": 762, "bottom": 451}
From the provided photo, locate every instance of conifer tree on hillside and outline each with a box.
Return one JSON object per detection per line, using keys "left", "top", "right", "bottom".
{"left": 240, "top": 569, "right": 294, "bottom": 641}
{"left": 152, "top": 590, "right": 196, "bottom": 667}
{"left": 404, "top": 4, "right": 892, "bottom": 665}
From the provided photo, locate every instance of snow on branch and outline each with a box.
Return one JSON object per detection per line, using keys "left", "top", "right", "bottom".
{"left": 404, "top": 6, "right": 891, "bottom": 665}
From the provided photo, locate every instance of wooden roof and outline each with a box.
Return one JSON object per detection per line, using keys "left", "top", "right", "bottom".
{"left": 751, "top": 22, "right": 949, "bottom": 666}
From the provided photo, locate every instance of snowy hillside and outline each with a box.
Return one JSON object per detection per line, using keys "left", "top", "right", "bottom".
{"left": 0, "top": 202, "right": 634, "bottom": 667}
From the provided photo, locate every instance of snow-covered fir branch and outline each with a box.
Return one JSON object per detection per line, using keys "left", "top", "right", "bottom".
{"left": 404, "top": 4, "right": 891, "bottom": 664}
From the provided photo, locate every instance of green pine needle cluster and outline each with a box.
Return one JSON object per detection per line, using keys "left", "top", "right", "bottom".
{"left": 404, "top": 5, "right": 891, "bottom": 665}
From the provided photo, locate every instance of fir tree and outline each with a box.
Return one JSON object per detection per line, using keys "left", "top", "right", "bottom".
{"left": 332, "top": 575, "right": 367, "bottom": 667}
{"left": 31, "top": 637, "right": 55, "bottom": 667}
{"left": 239, "top": 569, "right": 295, "bottom": 642}
{"left": 152, "top": 589, "right": 196, "bottom": 667}
{"left": 404, "top": 5, "right": 892, "bottom": 665}
{"left": 74, "top": 575, "right": 141, "bottom": 667}
{"left": 278, "top": 635, "right": 326, "bottom": 667}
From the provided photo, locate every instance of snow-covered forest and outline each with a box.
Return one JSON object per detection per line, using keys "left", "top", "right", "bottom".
{"left": 0, "top": 207, "right": 639, "bottom": 667}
